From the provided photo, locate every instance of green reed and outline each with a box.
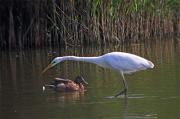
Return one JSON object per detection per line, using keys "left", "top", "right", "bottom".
{"left": 0, "top": 0, "right": 179, "bottom": 50}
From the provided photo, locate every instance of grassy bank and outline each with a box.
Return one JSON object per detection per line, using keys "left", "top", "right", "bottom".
{"left": 0, "top": 0, "right": 180, "bottom": 50}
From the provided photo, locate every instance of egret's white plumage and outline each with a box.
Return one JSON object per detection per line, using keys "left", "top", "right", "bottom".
{"left": 42, "top": 52, "right": 154, "bottom": 97}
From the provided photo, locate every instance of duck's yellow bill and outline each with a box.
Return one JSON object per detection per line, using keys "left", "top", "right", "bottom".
{"left": 41, "top": 64, "right": 53, "bottom": 75}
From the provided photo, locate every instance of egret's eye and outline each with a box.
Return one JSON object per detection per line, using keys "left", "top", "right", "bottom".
{"left": 51, "top": 61, "right": 56, "bottom": 64}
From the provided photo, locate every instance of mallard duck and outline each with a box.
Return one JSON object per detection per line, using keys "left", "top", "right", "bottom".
{"left": 44, "top": 76, "right": 88, "bottom": 92}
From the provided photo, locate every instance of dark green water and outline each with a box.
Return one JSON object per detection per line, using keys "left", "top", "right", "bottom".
{"left": 0, "top": 40, "right": 180, "bottom": 119}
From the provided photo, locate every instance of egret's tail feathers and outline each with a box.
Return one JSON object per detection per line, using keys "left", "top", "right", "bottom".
{"left": 148, "top": 61, "right": 154, "bottom": 68}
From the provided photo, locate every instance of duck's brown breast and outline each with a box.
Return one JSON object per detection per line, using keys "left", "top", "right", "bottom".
{"left": 55, "top": 80, "right": 85, "bottom": 92}
{"left": 66, "top": 82, "right": 80, "bottom": 91}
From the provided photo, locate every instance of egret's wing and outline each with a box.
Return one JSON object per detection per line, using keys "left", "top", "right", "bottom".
{"left": 103, "top": 53, "right": 148, "bottom": 74}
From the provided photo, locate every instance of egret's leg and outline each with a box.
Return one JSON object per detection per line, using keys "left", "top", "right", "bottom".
{"left": 114, "top": 72, "right": 128, "bottom": 97}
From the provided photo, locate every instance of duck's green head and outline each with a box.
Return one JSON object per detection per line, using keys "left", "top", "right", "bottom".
{"left": 74, "top": 76, "right": 88, "bottom": 85}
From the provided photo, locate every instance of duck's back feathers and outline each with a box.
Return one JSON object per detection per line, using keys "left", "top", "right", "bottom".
{"left": 54, "top": 78, "right": 72, "bottom": 84}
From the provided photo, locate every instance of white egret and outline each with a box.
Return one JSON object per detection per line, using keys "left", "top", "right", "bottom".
{"left": 42, "top": 52, "right": 154, "bottom": 97}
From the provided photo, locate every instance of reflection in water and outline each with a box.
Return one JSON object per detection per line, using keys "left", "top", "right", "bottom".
{"left": 118, "top": 96, "right": 158, "bottom": 119}
{"left": 127, "top": 113, "right": 158, "bottom": 119}
{"left": 124, "top": 98, "right": 158, "bottom": 119}
{"left": 1, "top": 39, "right": 180, "bottom": 119}
{"left": 45, "top": 91, "right": 85, "bottom": 103}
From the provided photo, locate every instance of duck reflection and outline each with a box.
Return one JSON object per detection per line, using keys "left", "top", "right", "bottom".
{"left": 54, "top": 91, "right": 85, "bottom": 102}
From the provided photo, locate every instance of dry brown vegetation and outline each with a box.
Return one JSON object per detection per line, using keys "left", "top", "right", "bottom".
{"left": 0, "top": 0, "right": 179, "bottom": 50}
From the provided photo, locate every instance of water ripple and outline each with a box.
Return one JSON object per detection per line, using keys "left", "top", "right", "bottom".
{"left": 126, "top": 113, "right": 158, "bottom": 119}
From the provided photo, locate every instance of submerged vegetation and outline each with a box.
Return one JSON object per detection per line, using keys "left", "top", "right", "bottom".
{"left": 0, "top": 0, "right": 180, "bottom": 50}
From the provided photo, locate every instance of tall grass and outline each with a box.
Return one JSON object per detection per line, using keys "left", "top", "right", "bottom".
{"left": 0, "top": 0, "right": 179, "bottom": 50}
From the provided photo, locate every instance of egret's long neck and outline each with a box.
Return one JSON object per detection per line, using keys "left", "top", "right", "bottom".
{"left": 61, "top": 56, "right": 100, "bottom": 65}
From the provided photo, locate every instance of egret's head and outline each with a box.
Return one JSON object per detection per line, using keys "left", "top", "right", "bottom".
{"left": 50, "top": 57, "right": 63, "bottom": 67}
{"left": 41, "top": 57, "right": 63, "bottom": 74}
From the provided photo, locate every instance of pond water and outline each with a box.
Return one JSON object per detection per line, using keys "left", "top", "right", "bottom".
{"left": 0, "top": 39, "right": 180, "bottom": 119}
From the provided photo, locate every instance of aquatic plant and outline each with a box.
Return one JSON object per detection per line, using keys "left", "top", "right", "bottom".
{"left": 0, "top": 0, "right": 179, "bottom": 50}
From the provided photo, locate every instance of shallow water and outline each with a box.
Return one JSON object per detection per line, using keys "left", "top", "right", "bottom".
{"left": 0, "top": 40, "right": 180, "bottom": 119}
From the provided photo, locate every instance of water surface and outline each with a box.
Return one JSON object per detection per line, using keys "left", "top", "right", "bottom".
{"left": 0, "top": 40, "right": 180, "bottom": 119}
